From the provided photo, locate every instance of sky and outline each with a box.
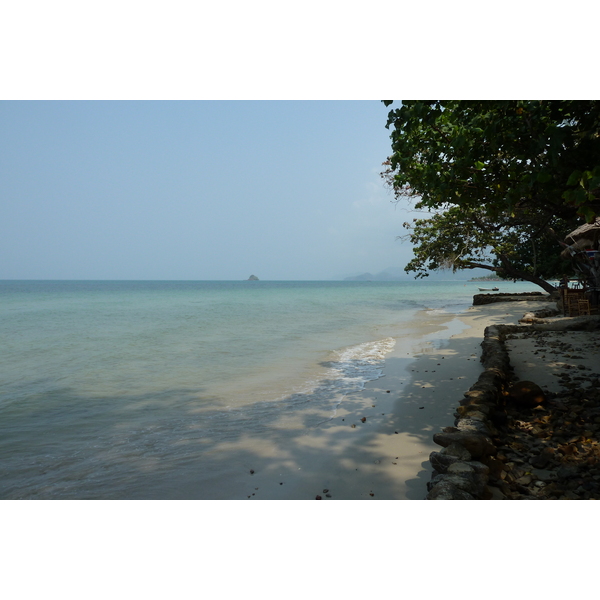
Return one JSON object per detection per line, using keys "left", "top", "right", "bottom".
{"left": 2, "top": 6, "right": 592, "bottom": 282}
{"left": 0, "top": 100, "right": 427, "bottom": 280}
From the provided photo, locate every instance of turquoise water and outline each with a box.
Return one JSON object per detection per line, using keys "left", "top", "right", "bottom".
{"left": 0, "top": 279, "right": 541, "bottom": 499}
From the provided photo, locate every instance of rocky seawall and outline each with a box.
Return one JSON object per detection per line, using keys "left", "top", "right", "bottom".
{"left": 426, "top": 296, "right": 600, "bottom": 500}
{"left": 472, "top": 291, "right": 555, "bottom": 305}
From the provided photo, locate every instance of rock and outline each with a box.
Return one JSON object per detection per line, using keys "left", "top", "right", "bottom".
{"left": 516, "top": 474, "right": 533, "bottom": 486}
{"left": 430, "top": 452, "right": 460, "bottom": 474}
{"left": 486, "top": 485, "right": 507, "bottom": 500}
{"left": 427, "top": 473, "right": 483, "bottom": 498}
{"left": 427, "top": 314, "right": 600, "bottom": 500}
{"left": 433, "top": 431, "right": 496, "bottom": 459}
{"left": 531, "top": 454, "right": 551, "bottom": 469}
{"left": 507, "top": 380, "right": 546, "bottom": 407}
{"left": 519, "top": 310, "right": 556, "bottom": 324}
{"left": 442, "top": 426, "right": 460, "bottom": 434}
{"left": 447, "top": 462, "right": 477, "bottom": 476}
{"left": 431, "top": 470, "right": 487, "bottom": 497}
{"left": 557, "top": 465, "right": 578, "bottom": 479}
{"left": 530, "top": 425, "right": 546, "bottom": 437}
{"left": 487, "top": 405, "right": 507, "bottom": 422}
{"left": 439, "top": 442, "right": 472, "bottom": 461}
{"left": 531, "top": 468, "right": 558, "bottom": 483}
{"left": 484, "top": 457, "right": 505, "bottom": 482}
{"left": 454, "top": 417, "right": 493, "bottom": 436}
{"left": 456, "top": 404, "right": 492, "bottom": 418}
{"left": 473, "top": 292, "right": 547, "bottom": 306}
{"left": 426, "top": 480, "right": 476, "bottom": 500}
{"left": 462, "top": 461, "right": 490, "bottom": 477}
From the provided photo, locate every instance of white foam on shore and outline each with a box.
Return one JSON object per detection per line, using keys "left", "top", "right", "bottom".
{"left": 312, "top": 337, "right": 397, "bottom": 418}
{"left": 332, "top": 337, "right": 396, "bottom": 381}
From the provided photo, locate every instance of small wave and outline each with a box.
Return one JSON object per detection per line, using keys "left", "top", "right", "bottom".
{"left": 333, "top": 337, "right": 396, "bottom": 369}
{"left": 422, "top": 307, "right": 449, "bottom": 315}
{"left": 421, "top": 300, "right": 473, "bottom": 315}
{"left": 307, "top": 337, "right": 396, "bottom": 420}
{"left": 332, "top": 336, "right": 395, "bottom": 382}
{"left": 178, "top": 338, "right": 399, "bottom": 437}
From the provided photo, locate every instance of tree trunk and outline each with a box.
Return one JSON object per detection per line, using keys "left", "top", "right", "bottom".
{"left": 464, "top": 261, "right": 557, "bottom": 295}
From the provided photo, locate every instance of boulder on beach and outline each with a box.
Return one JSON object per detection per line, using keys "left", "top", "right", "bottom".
{"left": 506, "top": 380, "right": 546, "bottom": 407}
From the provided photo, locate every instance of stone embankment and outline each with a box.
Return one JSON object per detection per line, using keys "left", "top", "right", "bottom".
{"left": 426, "top": 294, "right": 600, "bottom": 499}
{"left": 472, "top": 291, "right": 555, "bottom": 305}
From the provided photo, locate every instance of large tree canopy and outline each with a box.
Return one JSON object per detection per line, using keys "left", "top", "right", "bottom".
{"left": 383, "top": 101, "right": 600, "bottom": 292}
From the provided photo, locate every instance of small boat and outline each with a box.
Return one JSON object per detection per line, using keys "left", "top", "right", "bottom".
{"left": 478, "top": 286, "right": 499, "bottom": 291}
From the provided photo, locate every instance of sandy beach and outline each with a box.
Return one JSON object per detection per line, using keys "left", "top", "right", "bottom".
{"left": 242, "top": 300, "right": 551, "bottom": 500}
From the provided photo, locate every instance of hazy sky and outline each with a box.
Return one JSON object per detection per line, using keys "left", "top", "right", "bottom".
{"left": 0, "top": 100, "right": 427, "bottom": 280}
{"left": 1, "top": 6, "right": 591, "bottom": 282}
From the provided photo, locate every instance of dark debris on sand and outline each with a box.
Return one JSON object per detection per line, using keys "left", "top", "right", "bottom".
{"left": 487, "top": 325, "right": 600, "bottom": 500}
{"left": 490, "top": 381, "right": 600, "bottom": 500}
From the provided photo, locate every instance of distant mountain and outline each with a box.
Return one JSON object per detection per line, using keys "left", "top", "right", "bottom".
{"left": 343, "top": 267, "right": 491, "bottom": 282}
{"left": 344, "top": 272, "right": 376, "bottom": 281}
{"left": 344, "top": 267, "right": 410, "bottom": 281}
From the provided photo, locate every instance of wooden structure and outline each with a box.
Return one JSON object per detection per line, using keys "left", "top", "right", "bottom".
{"left": 560, "top": 218, "right": 600, "bottom": 314}
{"left": 560, "top": 285, "right": 599, "bottom": 316}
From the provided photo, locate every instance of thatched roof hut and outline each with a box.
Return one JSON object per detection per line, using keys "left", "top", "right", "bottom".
{"left": 565, "top": 217, "right": 600, "bottom": 245}
{"left": 561, "top": 217, "right": 600, "bottom": 258}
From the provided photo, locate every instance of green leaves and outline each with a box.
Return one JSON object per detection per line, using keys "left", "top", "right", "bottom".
{"left": 536, "top": 171, "right": 552, "bottom": 183}
{"left": 563, "top": 166, "right": 600, "bottom": 221}
{"left": 384, "top": 100, "right": 600, "bottom": 221}
{"left": 567, "top": 170, "right": 583, "bottom": 186}
{"left": 382, "top": 100, "right": 600, "bottom": 288}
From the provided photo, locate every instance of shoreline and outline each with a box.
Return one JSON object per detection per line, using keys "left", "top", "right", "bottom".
{"left": 244, "top": 300, "right": 546, "bottom": 500}
{"left": 426, "top": 307, "right": 600, "bottom": 500}
{"left": 0, "top": 287, "right": 551, "bottom": 500}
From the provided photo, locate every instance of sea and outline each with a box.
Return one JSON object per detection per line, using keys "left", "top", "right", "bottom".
{"left": 0, "top": 279, "right": 542, "bottom": 499}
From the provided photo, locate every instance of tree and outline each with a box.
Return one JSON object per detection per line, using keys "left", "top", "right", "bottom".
{"left": 398, "top": 205, "right": 573, "bottom": 293}
{"left": 382, "top": 101, "right": 600, "bottom": 291}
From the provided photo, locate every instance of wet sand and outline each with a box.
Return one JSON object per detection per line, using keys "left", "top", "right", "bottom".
{"left": 247, "top": 300, "right": 548, "bottom": 500}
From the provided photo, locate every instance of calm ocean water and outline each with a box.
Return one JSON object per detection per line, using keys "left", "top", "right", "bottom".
{"left": 0, "top": 279, "right": 540, "bottom": 499}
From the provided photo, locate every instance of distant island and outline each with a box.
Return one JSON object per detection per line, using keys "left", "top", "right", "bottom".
{"left": 344, "top": 267, "right": 410, "bottom": 281}
{"left": 247, "top": 275, "right": 259, "bottom": 281}
{"left": 344, "top": 268, "right": 507, "bottom": 282}
{"left": 344, "top": 272, "right": 375, "bottom": 281}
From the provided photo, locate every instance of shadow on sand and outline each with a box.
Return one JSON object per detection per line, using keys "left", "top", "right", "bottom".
{"left": 0, "top": 333, "right": 489, "bottom": 500}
